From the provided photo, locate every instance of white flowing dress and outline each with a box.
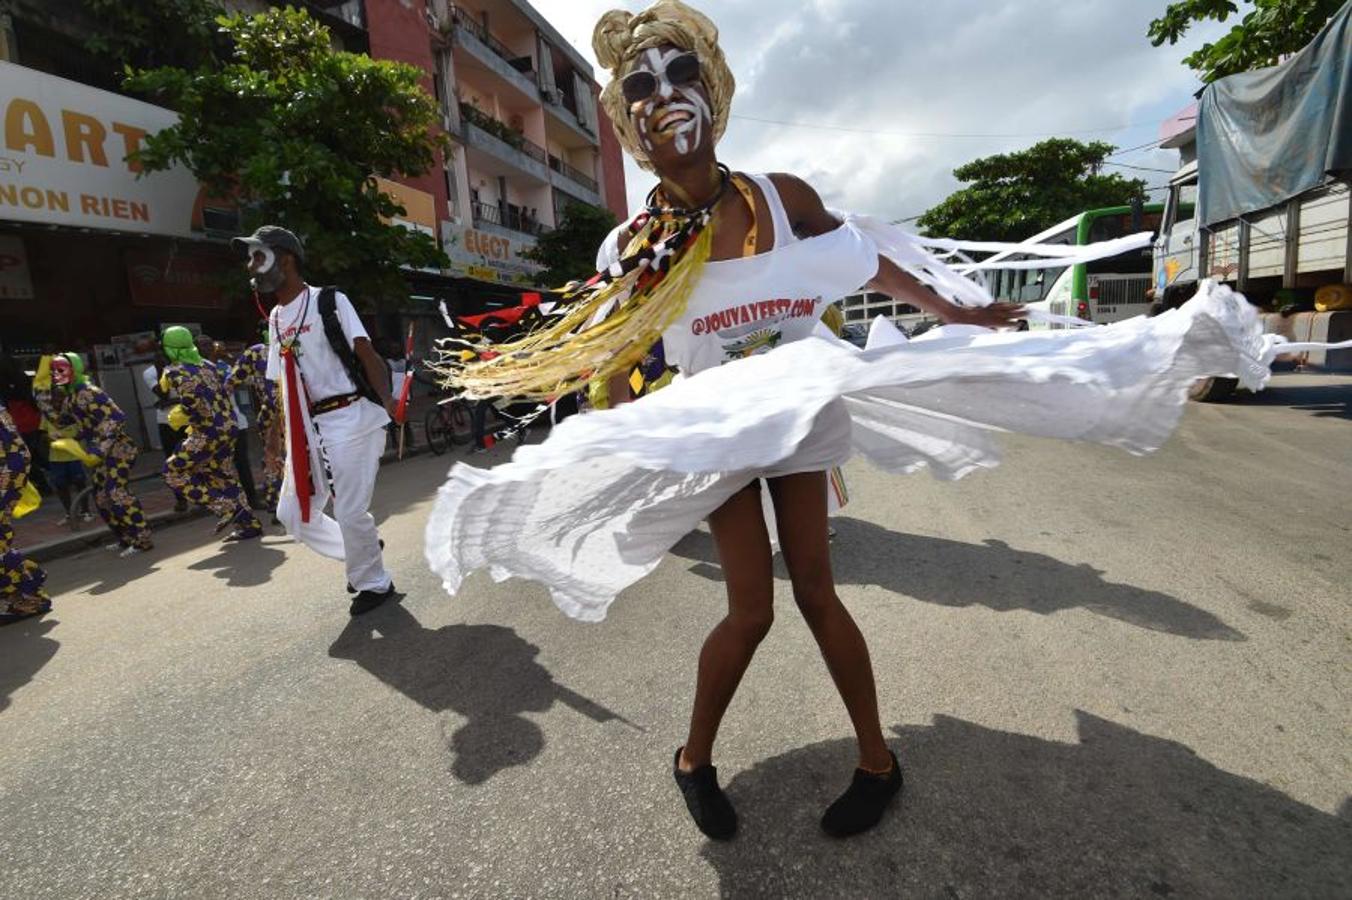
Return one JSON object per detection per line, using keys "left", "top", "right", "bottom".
{"left": 424, "top": 175, "right": 1327, "bottom": 622}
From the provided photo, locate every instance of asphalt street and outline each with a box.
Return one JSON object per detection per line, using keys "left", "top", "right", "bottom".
{"left": 2, "top": 374, "right": 1350, "bottom": 899}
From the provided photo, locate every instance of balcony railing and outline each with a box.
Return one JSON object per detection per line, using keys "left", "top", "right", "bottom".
{"left": 472, "top": 200, "right": 553, "bottom": 237}
{"left": 448, "top": 4, "right": 536, "bottom": 79}
{"left": 460, "top": 102, "right": 548, "bottom": 166}
{"left": 548, "top": 156, "right": 598, "bottom": 193}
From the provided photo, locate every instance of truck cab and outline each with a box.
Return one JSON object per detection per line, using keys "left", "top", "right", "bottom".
{"left": 1153, "top": 161, "right": 1200, "bottom": 306}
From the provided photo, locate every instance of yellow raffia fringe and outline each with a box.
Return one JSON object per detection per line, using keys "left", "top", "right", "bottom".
{"left": 432, "top": 221, "right": 714, "bottom": 401}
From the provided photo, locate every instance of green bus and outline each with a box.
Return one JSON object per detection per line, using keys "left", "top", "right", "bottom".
{"left": 985, "top": 204, "right": 1163, "bottom": 328}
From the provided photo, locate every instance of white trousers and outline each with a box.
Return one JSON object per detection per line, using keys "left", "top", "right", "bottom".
{"left": 320, "top": 427, "right": 391, "bottom": 593}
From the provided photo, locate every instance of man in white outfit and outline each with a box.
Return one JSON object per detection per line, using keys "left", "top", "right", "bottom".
{"left": 233, "top": 225, "right": 398, "bottom": 615}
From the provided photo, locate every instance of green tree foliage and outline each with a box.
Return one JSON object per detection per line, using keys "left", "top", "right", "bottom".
{"left": 81, "top": 0, "right": 226, "bottom": 72}
{"left": 521, "top": 202, "right": 619, "bottom": 286}
{"left": 1148, "top": 0, "right": 1344, "bottom": 82}
{"left": 125, "top": 7, "right": 449, "bottom": 306}
{"left": 916, "top": 139, "right": 1147, "bottom": 243}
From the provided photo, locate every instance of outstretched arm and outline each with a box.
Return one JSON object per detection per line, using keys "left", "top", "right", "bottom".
{"left": 769, "top": 173, "right": 1024, "bottom": 329}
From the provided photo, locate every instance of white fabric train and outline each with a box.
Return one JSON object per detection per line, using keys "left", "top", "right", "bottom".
{"left": 424, "top": 212, "right": 1345, "bottom": 623}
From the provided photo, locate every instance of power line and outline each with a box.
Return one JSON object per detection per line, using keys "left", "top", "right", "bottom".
{"left": 727, "top": 113, "right": 1158, "bottom": 140}
{"left": 1106, "top": 137, "right": 1166, "bottom": 158}
{"left": 1103, "top": 160, "right": 1177, "bottom": 174}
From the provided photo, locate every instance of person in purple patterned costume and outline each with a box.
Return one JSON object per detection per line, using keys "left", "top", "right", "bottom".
{"left": 229, "top": 339, "right": 283, "bottom": 514}
{"left": 159, "top": 327, "right": 263, "bottom": 542}
{"left": 1, "top": 404, "right": 51, "bottom": 623}
{"left": 39, "top": 353, "right": 154, "bottom": 558}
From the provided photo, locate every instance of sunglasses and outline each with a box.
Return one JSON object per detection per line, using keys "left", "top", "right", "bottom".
{"left": 621, "top": 51, "right": 701, "bottom": 106}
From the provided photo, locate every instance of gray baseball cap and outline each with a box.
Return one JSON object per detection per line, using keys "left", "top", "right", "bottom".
{"left": 231, "top": 225, "right": 305, "bottom": 263}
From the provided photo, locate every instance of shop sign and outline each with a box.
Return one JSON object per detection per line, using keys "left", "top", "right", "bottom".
{"left": 442, "top": 222, "right": 543, "bottom": 286}
{"left": 0, "top": 235, "right": 34, "bottom": 299}
{"left": 125, "top": 249, "right": 230, "bottom": 309}
{"left": 0, "top": 60, "right": 224, "bottom": 238}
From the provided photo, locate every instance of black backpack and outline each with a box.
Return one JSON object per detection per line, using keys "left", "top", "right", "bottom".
{"left": 317, "top": 286, "right": 390, "bottom": 405}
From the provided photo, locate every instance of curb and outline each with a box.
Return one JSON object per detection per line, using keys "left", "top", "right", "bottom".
{"left": 27, "top": 507, "right": 209, "bottom": 563}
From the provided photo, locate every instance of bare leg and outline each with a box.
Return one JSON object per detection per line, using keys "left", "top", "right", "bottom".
{"left": 767, "top": 471, "right": 890, "bottom": 772}
{"left": 680, "top": 482, "right": 775, "bottom": 770}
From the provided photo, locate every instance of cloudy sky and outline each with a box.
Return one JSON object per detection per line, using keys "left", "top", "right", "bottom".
{"left": 528, "top": 0, "right": 1227, "bottom": 221}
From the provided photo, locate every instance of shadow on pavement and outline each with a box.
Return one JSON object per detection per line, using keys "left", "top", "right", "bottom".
{"left": 701, "top": 713, "right": 1352, "bottom": 898}
{"left": 1242, "top": 381, "right": 1351, "bottom": 420}
{"left": 327, "top": 604, "right": 631, "bottom": 784}
{"left": 186, "top": 539, "right": 288, "bottom": 588}
{"left": 672, "top": 518, "right": 1243, "bottom": 642}
{"left": 0, "top": 616, "right": 59, "bottom": 714}
{"left": 80, "top": 549, "right": 161, "bottom": 597}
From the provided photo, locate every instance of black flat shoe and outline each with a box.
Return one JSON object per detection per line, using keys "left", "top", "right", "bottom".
{"left": 672, "top": 748, "right": 738, "bottom": 841}
{"left": 349, "top": 583, "right": 397, "bottom": 616}
{"left": 821, "top": 751, "right": 903, "bottom": 838}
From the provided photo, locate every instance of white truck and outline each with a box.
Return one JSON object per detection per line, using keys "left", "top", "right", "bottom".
{"left": 1152, "top": 7, "right": 1352, "bottom": 400}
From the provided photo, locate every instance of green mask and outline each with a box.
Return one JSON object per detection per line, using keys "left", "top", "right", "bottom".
{"left": 162, "top": 326, "right": 203, "bottom": 365}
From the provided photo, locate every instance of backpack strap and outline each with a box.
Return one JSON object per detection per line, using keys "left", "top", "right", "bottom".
{"left": 316, "top": 286, "right": 384, "bottom": 404}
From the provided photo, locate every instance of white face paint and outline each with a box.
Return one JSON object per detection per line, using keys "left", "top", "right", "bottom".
{"left": 250, "top": 244, "right": 276, "bottom": 276}
{"left": 245, "top": 242, "right": 284, "bottom": 293}
{"left": 629, "top": 47, "right": 712, "bottom": 158}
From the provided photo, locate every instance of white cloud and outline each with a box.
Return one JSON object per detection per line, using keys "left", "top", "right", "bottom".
{"left": 527, "top": 0, "right": 1226, "bottom": 220}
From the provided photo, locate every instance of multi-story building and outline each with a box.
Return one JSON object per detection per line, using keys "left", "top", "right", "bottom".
{"left": 837, "top": 291, "right": 931, "bottom": 336}
{"left": 381, "top": 0, "right": 628, "bottom": 292}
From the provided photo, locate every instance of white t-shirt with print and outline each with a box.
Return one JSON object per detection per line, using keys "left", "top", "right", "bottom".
{"left": 266, "top": 286, "right": 389, "bottom": 444}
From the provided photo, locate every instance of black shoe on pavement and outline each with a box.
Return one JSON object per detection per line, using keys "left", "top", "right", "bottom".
{"left": 673, "top": 747, "right": 738, "bottom": 841}
{"left": 349, "top": 583, "right": 397, "bottom": 616}
{"left": 224, "top": 526, "right": 263, "bottom": 542}
{"left": 820, "top": 751, "right": 903, "bottom": 838}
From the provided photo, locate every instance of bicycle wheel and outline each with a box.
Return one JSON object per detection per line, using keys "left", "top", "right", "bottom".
{"left": 424, "top": 407, "right": 452, "bottom": 455}
{"left": 447, "top": 400, "right": 472, "bottom": 446}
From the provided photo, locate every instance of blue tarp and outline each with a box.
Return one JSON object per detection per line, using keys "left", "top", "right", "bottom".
{"left": 1196, "top": 2, "right": 1352, "bottom": 226}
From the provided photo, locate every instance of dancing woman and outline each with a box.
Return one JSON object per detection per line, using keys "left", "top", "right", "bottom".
{"left": 426, "top": 0, "right": 1334, "bottom": 841}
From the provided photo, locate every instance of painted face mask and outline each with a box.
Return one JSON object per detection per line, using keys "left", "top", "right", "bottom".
{"left": 627, "top": 48, "right": 713, "bottom": 157}
{"left": 50, "top": 357, "right": 74, "bottom": 386}
{"left": 248, "top": 244, "right": 286, "bottom": 294}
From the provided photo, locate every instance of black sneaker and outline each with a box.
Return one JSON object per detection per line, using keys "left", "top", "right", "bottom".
{"left": 820, "top": 751, "right": 903, "bottom": 838}
{"left": 349, "top": 583, "right": 397, "bottom": 616}
{"left": 672, "top": 748, "right": 737, "bottom": 841}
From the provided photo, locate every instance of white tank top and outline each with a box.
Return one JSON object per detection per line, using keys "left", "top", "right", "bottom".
{"left": 599, "top": 174, "right": 880, "bottom": 376}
